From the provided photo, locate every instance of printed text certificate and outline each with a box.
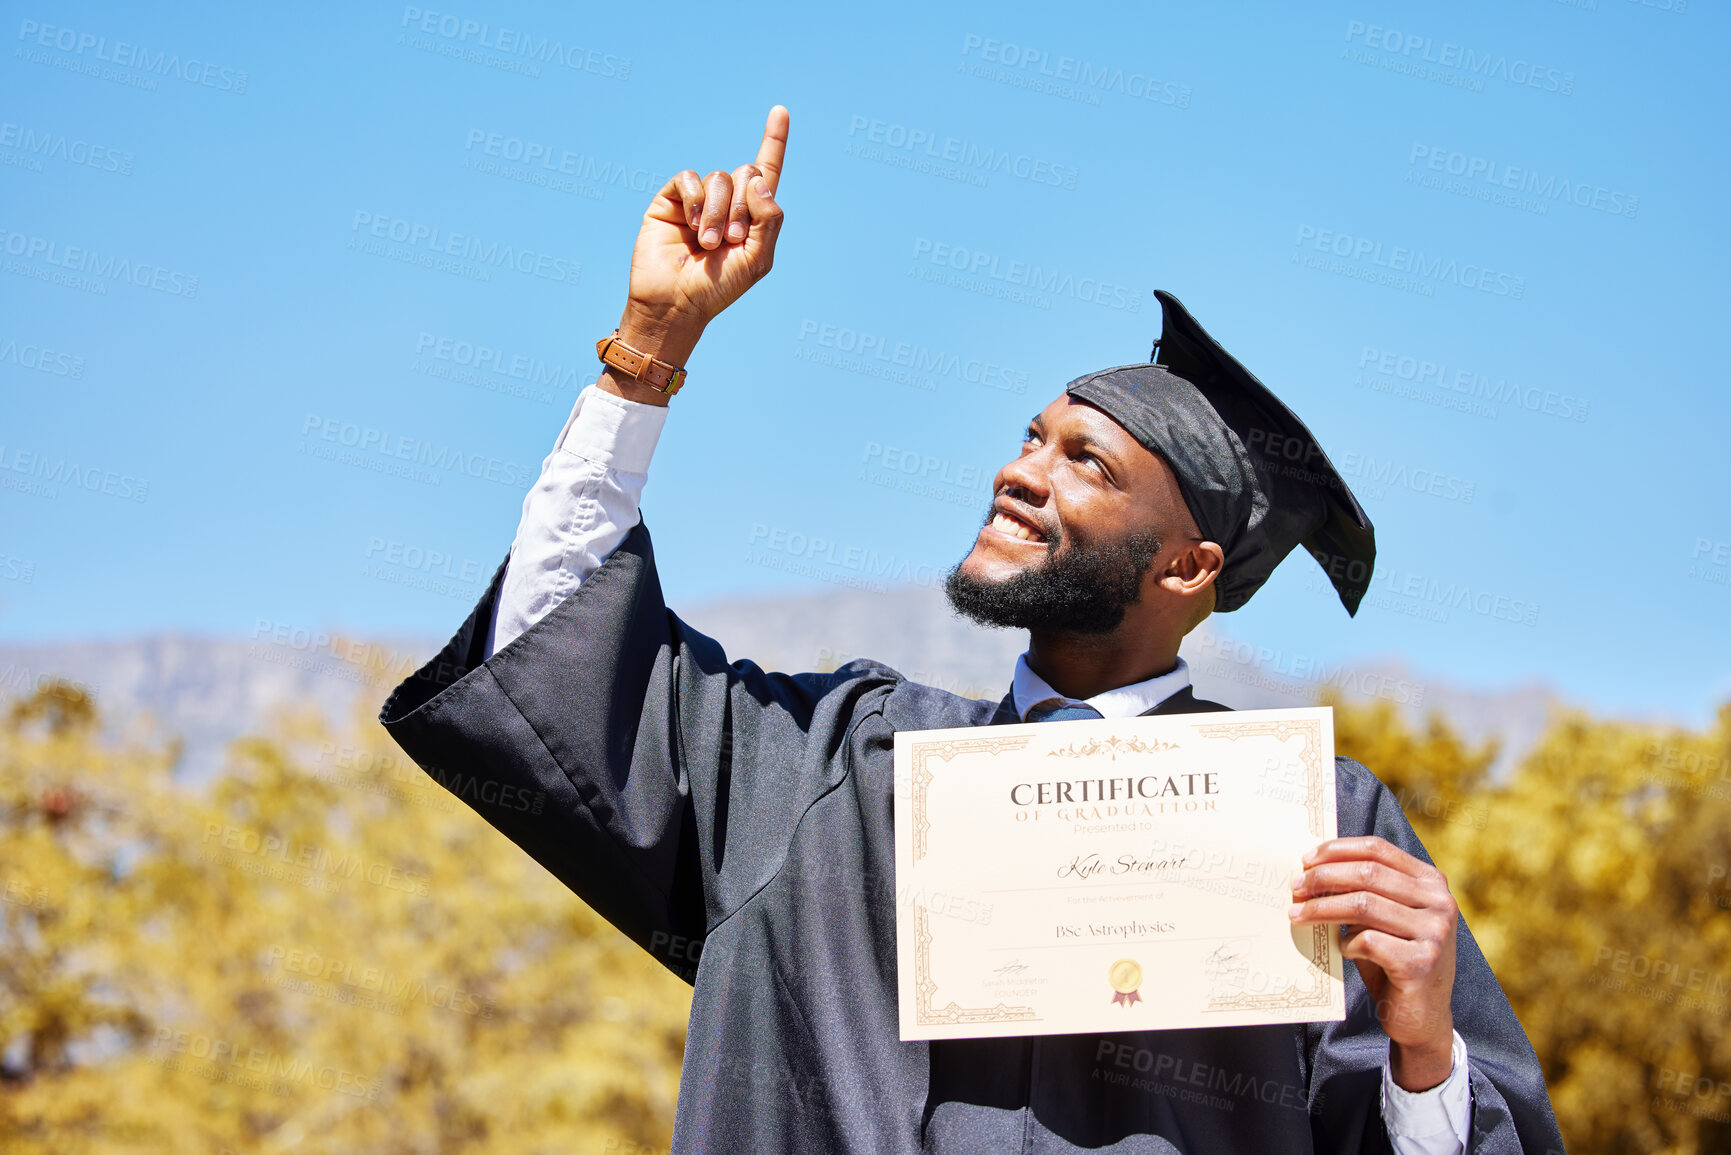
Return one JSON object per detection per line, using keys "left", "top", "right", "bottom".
{"left": 893, "top": 706, "right": 1345, "bottom": 1040}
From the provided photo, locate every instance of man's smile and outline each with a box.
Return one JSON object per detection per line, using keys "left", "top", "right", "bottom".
{"left": 986, "top": 499, "right": 1051, "bottom": 547}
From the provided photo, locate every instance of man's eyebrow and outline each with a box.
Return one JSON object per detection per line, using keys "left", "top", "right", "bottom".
{"left": 1074, "top": 430, "right": 1122, "bottom": 459}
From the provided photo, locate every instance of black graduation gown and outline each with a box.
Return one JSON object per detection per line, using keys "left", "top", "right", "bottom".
{"left": 380, "top": 522, "right": 1565, "bottom": 1154}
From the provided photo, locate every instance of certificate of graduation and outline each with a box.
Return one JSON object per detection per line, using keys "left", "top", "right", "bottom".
{"left": 893, "top": 706, "right": 1345, "bottom": 1041}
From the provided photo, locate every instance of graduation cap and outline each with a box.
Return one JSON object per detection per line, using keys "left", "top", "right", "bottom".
{"left": 1064, "top": 290, "right": 1375, "bottom": 615}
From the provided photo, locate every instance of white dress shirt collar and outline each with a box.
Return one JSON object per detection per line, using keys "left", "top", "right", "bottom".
{"left": 1010, "top": 653, "right": 1192, "bottom": 721}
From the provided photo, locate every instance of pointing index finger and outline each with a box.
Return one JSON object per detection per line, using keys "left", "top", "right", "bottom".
{"left": 754, "top": 105, "right": 789, "bottom": 196}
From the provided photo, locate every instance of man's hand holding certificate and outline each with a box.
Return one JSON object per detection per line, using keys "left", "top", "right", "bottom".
{"left": 1291, "top": 824, "right": 1461, "bottom": 1091}
{"left": 894, "top": 702, "right": 1460, "bottom": 1090}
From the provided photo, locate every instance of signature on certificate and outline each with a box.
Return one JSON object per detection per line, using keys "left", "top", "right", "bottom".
{"left": 1205, "top": 939, "right": 1253, "bottom": 995}
{"left": 993, "top": 960, "right": 1031, "bottom": 977}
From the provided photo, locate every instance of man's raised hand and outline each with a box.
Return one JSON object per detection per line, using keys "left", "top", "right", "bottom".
{"left": 612, "top": 105, "right": 788, "bottom": 377}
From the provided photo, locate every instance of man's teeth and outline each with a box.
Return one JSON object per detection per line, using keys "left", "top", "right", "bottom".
{"left": 993, "top": 512, "right": 1039, "bottom": 542}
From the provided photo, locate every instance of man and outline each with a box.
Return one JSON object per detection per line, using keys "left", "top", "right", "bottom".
{"left": 381, "top": 107, "right": 1563, "bottom": 1153}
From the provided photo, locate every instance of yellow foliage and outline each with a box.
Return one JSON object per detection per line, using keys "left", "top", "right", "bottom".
{"left": 4, "top": 676, "right": 1729, "bottom": 1152}
{"left": 1331, "top": 694, "right": 1731, "bottom": 1154}
{"left": 0, "top": 683, "right": 691, "bottom": 1154}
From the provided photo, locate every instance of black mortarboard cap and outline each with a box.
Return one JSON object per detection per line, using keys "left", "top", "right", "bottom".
{"left": 1064, "top": 290, "right": 1375, "bottom": 615}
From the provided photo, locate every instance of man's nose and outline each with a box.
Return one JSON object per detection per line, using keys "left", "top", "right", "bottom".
{"left": 996, "top": 446, "right": 1051, "bottom": 501}
{"left": 997, "top": 450, "right": 1045, "bottom": 505}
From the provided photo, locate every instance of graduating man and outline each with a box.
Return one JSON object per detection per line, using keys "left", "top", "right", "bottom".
{"left": 381, "top": 108, "right": 1564, "bottom": 1153}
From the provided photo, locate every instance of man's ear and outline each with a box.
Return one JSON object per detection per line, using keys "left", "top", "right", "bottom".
{"left": 1158, "top": 540, "right": 1224, "bottom": 632}
{"left": 1160, "top": 540, "right": 1224, "bottom": 596}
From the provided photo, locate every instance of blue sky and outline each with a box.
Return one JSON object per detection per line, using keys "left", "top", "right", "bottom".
{"left": 2, "top": 0, "right": 1726, "bottom": 723}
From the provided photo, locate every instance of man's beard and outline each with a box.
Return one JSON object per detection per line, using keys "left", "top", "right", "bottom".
{"left": 944, "top": 515, "right": 1161, "bottom": 635}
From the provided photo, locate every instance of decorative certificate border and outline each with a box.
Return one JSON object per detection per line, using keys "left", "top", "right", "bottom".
{"left": 907, "top": 736, "right": 1042, "bottom": 1026}
{"left": 904, "top": 715, "right": 1338, "bottom": 1024}
{"left": 1202, "top": 924, "right": 1335, "bottom": 1013}
{"left": 908, "top": 735, "right": 1033, "bottom": 864}
{"left": 1194, "top": 718, "right": 1329, "bottom": 838}
{"left": 1191, "top": 717, "right": 1337, "bottom": 1014}
{"left": 911, "top": 904, "right": 1039, "bottom": 1027}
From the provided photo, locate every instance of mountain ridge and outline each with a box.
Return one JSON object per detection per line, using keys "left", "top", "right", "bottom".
{"left": 2, "top": 584, "right": 1563, "bottom": 782}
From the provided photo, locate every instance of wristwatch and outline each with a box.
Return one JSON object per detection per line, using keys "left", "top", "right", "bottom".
{"left": 596, "top": 330, "right": 687, "bottom": 396}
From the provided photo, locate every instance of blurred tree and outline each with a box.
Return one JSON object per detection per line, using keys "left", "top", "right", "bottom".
{"left": 3, "top": 673, "right": 1729, "bottom": 1152}
{"left": 1333, "top": 694, "right": 1731, "bottom": 1154}
{"left": 0, "top": 680, "right": 690, "bottom": 1154}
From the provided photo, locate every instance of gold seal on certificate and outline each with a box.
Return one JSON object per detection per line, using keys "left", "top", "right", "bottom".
{"left": 1108, "top": 959, "right": 1143, "bottom": 1007}
{"left": 893, "top": 706, "right": 1345, "bottom": 1041}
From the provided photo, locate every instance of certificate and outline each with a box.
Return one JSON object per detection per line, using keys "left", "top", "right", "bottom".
{"left": 893, "top": 706, "right": 1344, "bottom": 1040}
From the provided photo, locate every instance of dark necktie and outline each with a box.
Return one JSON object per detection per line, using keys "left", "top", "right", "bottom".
{"left": 1024, "top": 700, "right": 1104, "bottom": 724}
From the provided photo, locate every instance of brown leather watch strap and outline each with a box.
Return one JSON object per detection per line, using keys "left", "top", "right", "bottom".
{"left": 596, "top": 330, "right": 687, "bottom": 396}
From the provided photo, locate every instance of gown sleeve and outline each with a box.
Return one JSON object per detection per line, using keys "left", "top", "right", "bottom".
{"left": 378, "top": 519, "right": 889, "bottom": 980}
{"left": 1304, "top": 756, "right": 1567, "bottom": 1154}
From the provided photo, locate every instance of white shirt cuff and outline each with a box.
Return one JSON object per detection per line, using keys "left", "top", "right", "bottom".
{"left": 1381, "top": 1030, "right": 1470, "bottom": 1154}
{"left": 555, "top": 383, "right": 668, "bottom": 473}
